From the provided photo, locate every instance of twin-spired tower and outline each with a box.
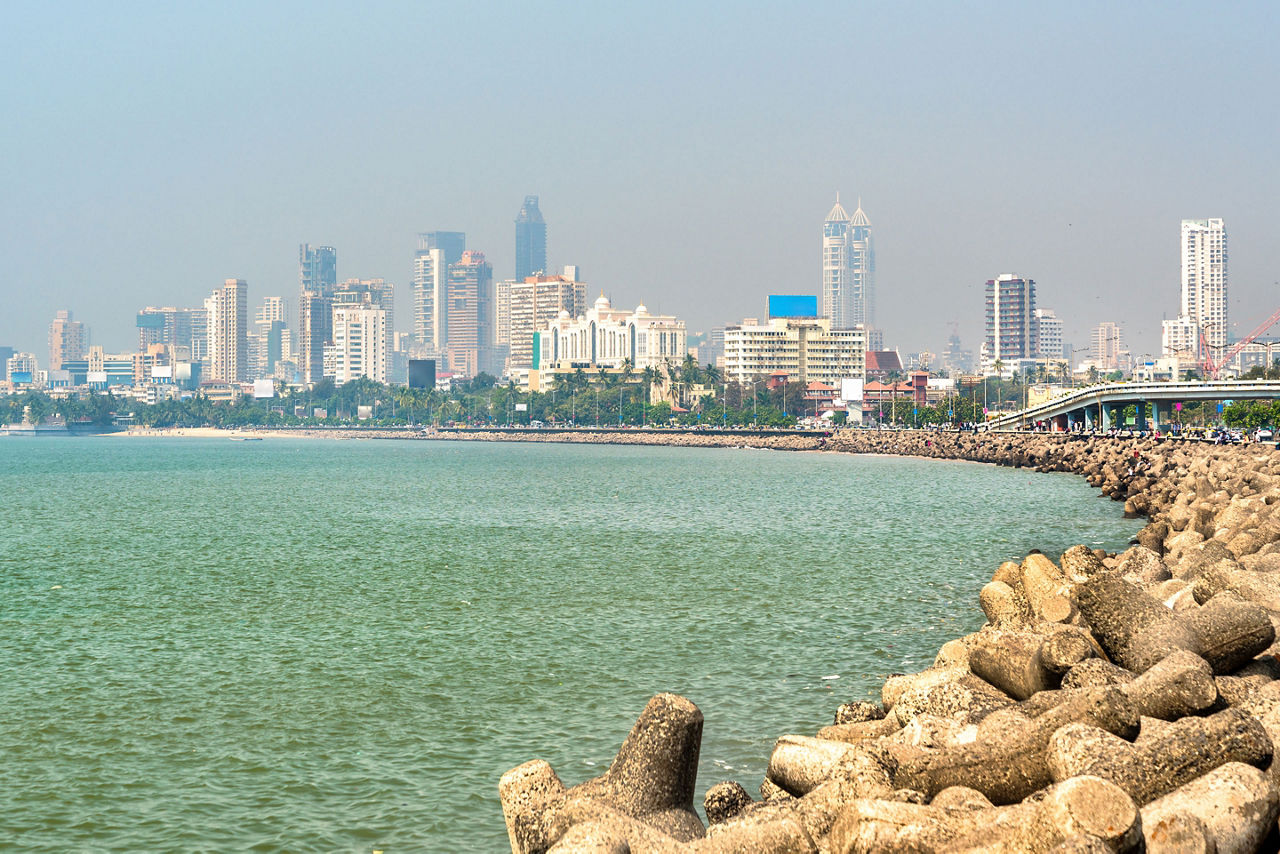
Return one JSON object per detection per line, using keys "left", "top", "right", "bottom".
{"left": 821, "top": 194, "right": 875, "bottom": 330}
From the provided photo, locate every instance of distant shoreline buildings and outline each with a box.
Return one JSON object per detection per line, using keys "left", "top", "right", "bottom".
{"left": 8, "top": 199, "right": 1275, "bottom": 409}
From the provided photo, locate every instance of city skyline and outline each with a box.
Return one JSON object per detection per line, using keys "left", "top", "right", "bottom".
{"left": 2, "top": 4, "right": 1277, "bottom": 361}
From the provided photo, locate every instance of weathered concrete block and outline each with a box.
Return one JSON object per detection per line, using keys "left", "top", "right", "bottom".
{"left": 833, "top": 701, "right": 885, "bottom": 726}
{"left": 827, "top": 775, "right": 1141, "bottom": 854}
{"left": 892, "top": 686, "right": 1138, "bottom": 804}
{"left": 1140, "top": 761, "right": 1279, "bottom": 854}
{"left": 891, "top": 674, "right": 1013, "bottom": 726}
{"left": 1046, "top": 707, "right": 1273, "bottom": 805}
{"left": 1022, "top": 553, "right": 1077, "bottom": 624}
{"left": 1074, "top": 574, "right": 1274, "bottom": 674}
{"left": 500, "top": 693, "right": 705, "bottom": 853}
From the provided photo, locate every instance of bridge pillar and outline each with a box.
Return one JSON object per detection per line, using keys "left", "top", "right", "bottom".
{"left": 1136, "top": 401, "right": 1146, "bottom": 432}
{"left": 1151, "top": 401, "right": 1162, "bottom": 432}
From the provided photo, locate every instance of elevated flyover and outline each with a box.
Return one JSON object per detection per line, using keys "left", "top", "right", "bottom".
{"left": 985, "top": 380, "right": 1280, "bottom": 431}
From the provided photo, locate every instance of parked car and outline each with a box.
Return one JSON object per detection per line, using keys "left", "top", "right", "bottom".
{"left": 1255, "top": 427, "right": 1274, "bottom": 443}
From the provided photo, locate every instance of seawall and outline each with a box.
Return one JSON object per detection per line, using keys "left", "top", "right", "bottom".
{"left": 498, "top": 431, "right": 1280, "bottom": 852}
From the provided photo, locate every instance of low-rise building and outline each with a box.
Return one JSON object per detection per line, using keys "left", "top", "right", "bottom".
{"left": 723, "top": 315, "right": 865, "bottom": 386}
{"left": 535, "top": 294, "right": 686, "bottom": 383}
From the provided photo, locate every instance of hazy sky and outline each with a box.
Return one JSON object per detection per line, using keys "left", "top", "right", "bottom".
{"left": 2, "top": 1, "right": 1277, "bottom": 362}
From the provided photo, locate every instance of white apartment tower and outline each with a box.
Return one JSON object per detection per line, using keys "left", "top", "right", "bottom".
{"left": 1034, "top": 308, "right": 1064, "bottom": 361}
{"left": 413, "top": 246, "right": 448, "bottom": 355}
{"left": 206, "top": 279, "right": 248, "bottom": 382}
{"left": 1163, "top": 218, "right": 1227, "bottom": 359}
{"left": 331, "top": 304, "right": 388, "bottom": 384}
{"left": 821, "top": 195, "right": 875, "bottom": 330}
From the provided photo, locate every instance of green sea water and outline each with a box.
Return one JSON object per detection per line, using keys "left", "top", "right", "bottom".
{"left": 0, "top": 437, "right": 1143, "bottom": 851}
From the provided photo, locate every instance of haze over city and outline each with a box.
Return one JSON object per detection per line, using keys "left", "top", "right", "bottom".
{"left": 2, "top": 1, "right": 1277, "bottom": 359}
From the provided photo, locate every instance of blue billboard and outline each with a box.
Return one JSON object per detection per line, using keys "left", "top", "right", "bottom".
{"left": 768, "top": 295, "right": 818, "bottom": 318}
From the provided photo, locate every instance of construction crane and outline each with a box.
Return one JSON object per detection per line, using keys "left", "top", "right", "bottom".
{"left": 1200, "top": 304, "right": 1280, "bottom": 379}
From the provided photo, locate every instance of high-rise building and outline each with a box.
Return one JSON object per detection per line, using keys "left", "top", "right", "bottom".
{"left": 299, "top": 293, "right": 331, "bottom": 384}
{"left": 821, "top": 195, "right": 875, "bottom": 331}
{"left": 137, "top": 307, "right": 207, "bottom": 364}
{"left": 0, "top": 346, "right": 13, "bottom": 380}
{"left": 444, "top": 251, "right": 495, "bottom": 377}
{"left": 419, "top": 231, "right": 466, "bottom": 266}
{"left": 248, "top": 296, "right": 289, "bottom": 381}
{"left": 1162, "top": 218, "right": 1228, "bottom": 359}
{"left": 1034, "top": 308, "right": 1064, "bottom": 361}
{"left": 505, "top": 270, "right": 587, "bottom": 370}
{"left": 1092, "top": 322, "right": 1126, "bottom": 372}
{"left": 331, "top": 303, "right": 388, "bottom": 385}
{"left": 983, "top": 274, "right": 1037, "bottom": 373}
{"left": 206, "top": 279, "right": 248, "bottom": 382}
{"left": 333, "top": 279, "right": 395, "bottom": 378}
{"left": 48, "top": 310, "right": 87, "bottom": 371}
{"left": 413, "top": 231, "right": 465, "bottom": 356}
{"left": 299, "top": 244, "right": 337, "bottom": 298}
{"left": 514, "top": 196, "right": 547, "bottom": 282}
{"left": 298, "top": 244, "right": 337, "bottom": 383}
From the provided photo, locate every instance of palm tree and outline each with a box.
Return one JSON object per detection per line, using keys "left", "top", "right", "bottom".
{"left": 665, "top": 361, "right": 681, "bottom": 408}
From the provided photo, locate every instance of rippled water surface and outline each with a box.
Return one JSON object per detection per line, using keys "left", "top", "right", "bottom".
{"left": 0, "top": 437, "right": 1143, "bottom": 850}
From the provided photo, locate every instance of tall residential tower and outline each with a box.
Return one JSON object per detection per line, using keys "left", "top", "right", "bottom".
{"left": 298, "top": 244, "right": 337, "bottom": 384}
{"left": 821, "top": 195, "right": 875, "bottom": 330}
{"left": 412, "top": 231, "right": 465, "bottom": 356}
{"left": 1162, "top": 218, "right": 1228, "bottom": 361}
{"left": 983, "top": 273, "right": 1037, "bottom": 374}
{"left": 206, "top": 279, "right": 248, "bottom": 382}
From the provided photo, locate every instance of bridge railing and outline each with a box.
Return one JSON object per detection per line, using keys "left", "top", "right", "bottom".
{"left": 984, "top": 380, "right": 1280, "bottom": 430}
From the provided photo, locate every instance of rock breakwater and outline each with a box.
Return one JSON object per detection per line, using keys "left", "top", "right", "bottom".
{"left": 500, "top": 432, "right": 1280, "bottom": 852}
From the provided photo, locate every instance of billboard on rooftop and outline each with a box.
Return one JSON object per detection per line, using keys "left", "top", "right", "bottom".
{"left": 768, "top": 295, "right": 819, "bottom": 319}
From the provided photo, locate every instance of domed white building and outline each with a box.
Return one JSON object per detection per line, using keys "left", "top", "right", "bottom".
{"left": 535, "top": 293, "right": 686, "bottom": 377}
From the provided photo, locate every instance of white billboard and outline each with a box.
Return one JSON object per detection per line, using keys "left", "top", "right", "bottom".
{"left": 151, "top": 365, "right": 173, "bottom": 379}
{"left": 840, "top": 378, "right": 863, "bottom": 402}
{"left": 515, "top": 403, "right": 528, "bottom": 412}
{"left": 88, "top": 371, "right": 108, "bottom": 384}
{"left": 252, "top": 379, "right": 275, "bottom": 399}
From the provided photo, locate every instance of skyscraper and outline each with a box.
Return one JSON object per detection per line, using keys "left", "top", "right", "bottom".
{"left": 1170, "top": 218, "right": 1228, "bottom": 358}
{"left": 206, "top": 279, "right": 248, "bottom": 382}
{"left": 299, "top": 244, "right": 337, "bottom": 298}
{"left": 298, "top": 244, "right": 337, "bottom": 385}
{"left": 444, "top": 250, "right": 495, "bottom": 377}
{"left": 48, "top": 310, "right": 86, "bottom": 371}
{"left": 412, "top": 232, "right": 464, "bottom": 356}
{"left": 983, "top": 274, "right": 1037, "bottom": 373}
{"left": 514, "top": 196, "right": 547, "bottom": 282}
{"left": 821, "top": 195, "right": 875, "bottom": 329}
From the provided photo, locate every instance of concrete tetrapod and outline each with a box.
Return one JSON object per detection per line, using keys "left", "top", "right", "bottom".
{"left": 1073, "top": 574, "right": 1275, "bottom": 674}
{"left": 891, "top": 686, "right": 1139, "bottom": 804}
{"left": 1045, "top": 707, "right": 1273, "bottom": 805}
{"left": 826, "top": 775, "right": 1142, "bottom": 854}
{"left": 1140, "top": 762, "right": 1279, "bottom": 854}
{"left": 500, "top": 693, "right": 705, "bottom": 853}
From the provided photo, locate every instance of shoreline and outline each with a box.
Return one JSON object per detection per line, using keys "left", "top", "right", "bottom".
{"left": 498, "top": 431, "right": 1280, "bottom": 852}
